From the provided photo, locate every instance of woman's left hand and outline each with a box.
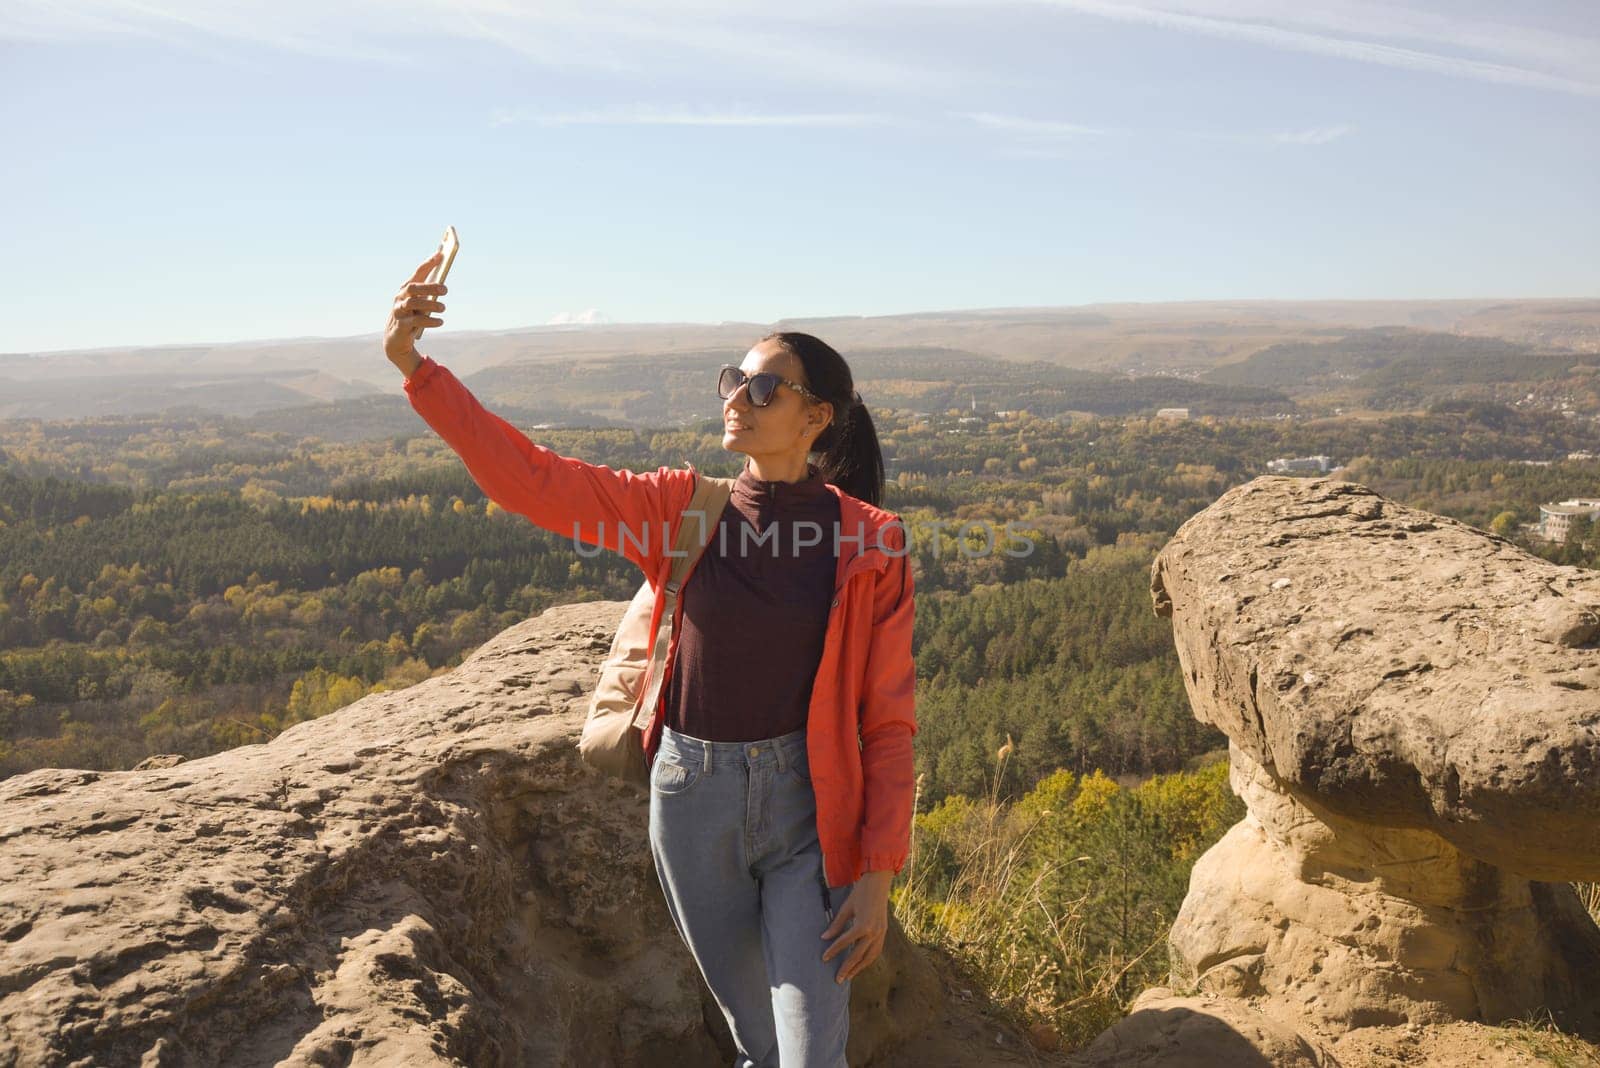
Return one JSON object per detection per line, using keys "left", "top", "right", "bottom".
{"left": 821, "top": 870, "right": 894, "bottom": 982}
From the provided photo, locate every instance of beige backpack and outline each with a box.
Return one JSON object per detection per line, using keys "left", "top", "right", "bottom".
{"left": 578, "top": 469, "right": 736, "bottom": 787}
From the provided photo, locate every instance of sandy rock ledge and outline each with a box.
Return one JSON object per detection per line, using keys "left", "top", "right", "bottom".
{"left": 0, "top": 601, "right": 1045, "bottom": 1067}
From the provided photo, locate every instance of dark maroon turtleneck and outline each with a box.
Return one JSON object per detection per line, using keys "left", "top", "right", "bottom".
{"left": 664, "top": 458, "right": 842, "bottom": 742}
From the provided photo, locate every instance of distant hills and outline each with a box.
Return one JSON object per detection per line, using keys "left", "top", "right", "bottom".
{"left": 0, "top": 368, "right": 387, "bottom": 421}
{"left": 1201, "top": 327, "right": 1600, "bottom": 411}
{"left": 468, "top": 345, "right": 1295, "bottom": 427}
{"left": 2, "top": 298, "right": 1595, "bottom": 428}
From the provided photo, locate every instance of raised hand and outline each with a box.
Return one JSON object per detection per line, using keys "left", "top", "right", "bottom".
{"left": 384, "top": 251, "right": 448, "bottom": 374}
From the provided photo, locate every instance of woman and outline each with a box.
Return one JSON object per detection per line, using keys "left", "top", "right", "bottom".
{"left": 384, "top": 252, "right": 916, "bottom": 1067}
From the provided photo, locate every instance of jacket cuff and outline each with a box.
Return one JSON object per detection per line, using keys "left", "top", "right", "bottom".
{"left": 403, "top": 355, "right": 440, "bottom": 393}
{"left": 860, "top": 854, "right": 906, "bottom": 877}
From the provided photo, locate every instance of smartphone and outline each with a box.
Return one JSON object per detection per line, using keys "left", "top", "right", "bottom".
{"left": 413, "top": 226, "right": 459, "bottom": 341}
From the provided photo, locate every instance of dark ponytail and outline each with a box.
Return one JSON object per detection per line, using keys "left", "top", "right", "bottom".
{"left": 757, "top": 330, "right": 885, "bottom": 507}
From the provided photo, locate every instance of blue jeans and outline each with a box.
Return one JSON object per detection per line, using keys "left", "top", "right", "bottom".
{"left": 648, "top": 723, "right": 859, "bottom": 1067}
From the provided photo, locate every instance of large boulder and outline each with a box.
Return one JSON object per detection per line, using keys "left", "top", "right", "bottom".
{"left": 1083, "top": 475, "right": 1600, "bottom": 1064}
{"left": 0, "top": 601, "right": 1038, "bottom": 1067}
{"left": 1151, "top": 475, "right": 1600, "bottom": 880}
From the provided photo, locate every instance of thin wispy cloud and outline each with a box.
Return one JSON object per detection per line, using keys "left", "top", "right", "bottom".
{"left": 490, "top": 107, "right": 904, "bottom": 129}
{"left": 462, "top": 12, "right": 926, "bottom": 91}
{"left": 1145, "top": 1, "right": 1600, "bottom": 83}
{"left": 1180, "top": 124, "right": 1356, "bottom": 147}
{"left": 2, "top": 0, "right": 949, "bottom": 91}
{"left": 1014, "top": 0, "right": 1600, "bottom": 98}
{"left": 0, "top": 1, "right": 271, "bottom": 68}
{"left": 491, "top": 106, "right": 1348, "bottom": 153}
{"left": 9, "top": 0, "right": 1597, "bottom": 101}
{"left": 1, "top": 0, "right": 408, "bottom": 65}
{"left": 956, "top": 111, "right": 1111, "bottom": 138}
{"left": 953, "top": 110, "right": 1118, "bottom": 157}
{"left": 1274, "top": 124, "right": 1354, "bottom": 145}
{"left": 547, "top": 309, "right": 609, "bottom": 325}
{"left": 1, "top": 2, "right": 144, "bottom": 42}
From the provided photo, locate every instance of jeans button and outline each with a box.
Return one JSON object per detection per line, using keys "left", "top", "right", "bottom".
{"left": 748, "top": 746, "right": 760, "bottom": 757}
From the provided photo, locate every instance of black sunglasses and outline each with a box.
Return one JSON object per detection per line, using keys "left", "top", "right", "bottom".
{"left": 717, "top": 364, "right": 824, "bottom": 407}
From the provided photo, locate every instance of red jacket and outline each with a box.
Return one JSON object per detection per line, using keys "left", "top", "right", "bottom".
{"left": 404, "top": 356, "right": 917, "bottom": 887}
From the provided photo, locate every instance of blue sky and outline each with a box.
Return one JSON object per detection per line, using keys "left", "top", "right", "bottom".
{"left": 3, "top": 0, "right": 1597, "bottom": 353}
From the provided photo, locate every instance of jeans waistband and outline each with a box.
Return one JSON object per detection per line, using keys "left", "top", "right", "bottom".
{"left": 659, "top": 723, "right": 807, "bottom": 776}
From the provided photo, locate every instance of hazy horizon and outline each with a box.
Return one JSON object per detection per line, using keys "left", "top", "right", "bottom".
{"left": 7, "top": 295, "right": 1598, "bottom": 360}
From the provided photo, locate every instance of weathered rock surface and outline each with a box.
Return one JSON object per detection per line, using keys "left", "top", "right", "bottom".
{"left": 1151, "top": 476, "right": 1600, "bottom": 879}
{"left": 1081, "top": 475, "right": 1600, "bottom": 1064}
{"left": 1073, "top": 987, "right": 1331, "bottom": 1067}
{"left": 0, "top": 600, "right": 1047, "bottom": 1067}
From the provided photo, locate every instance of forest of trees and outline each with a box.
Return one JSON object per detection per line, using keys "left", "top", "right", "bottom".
{"left": 3, "top": 397, "right": 1599, "bottom": 781}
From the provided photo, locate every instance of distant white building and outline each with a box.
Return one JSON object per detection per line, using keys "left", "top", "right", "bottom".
{"left": 1267, "top": 455, "right": 1335, "bottom": 474}
{"left": 1155, "top": 408, "right": 1189, "bottom": 420}
{"left": 1539, "top": 498, "right": 1600, "bottom": 542}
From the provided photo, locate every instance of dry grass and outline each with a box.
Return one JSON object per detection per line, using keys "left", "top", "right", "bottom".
{"left": 891, "top": 743, "right": 1160, "bottom": 1052}
{"left": 1499, "top": 1009, "right": 1600, "bottom": 1067}
{"left": 889, "top": 762, "right": 1600, "bottom": 1060}
{"left": 1577, "top": 882, "right": 1600, "bottom": 926}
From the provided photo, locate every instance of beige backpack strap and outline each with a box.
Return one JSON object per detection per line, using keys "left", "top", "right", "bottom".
{"left": 632, "top": 472, "right": 736, "bottom": 728}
